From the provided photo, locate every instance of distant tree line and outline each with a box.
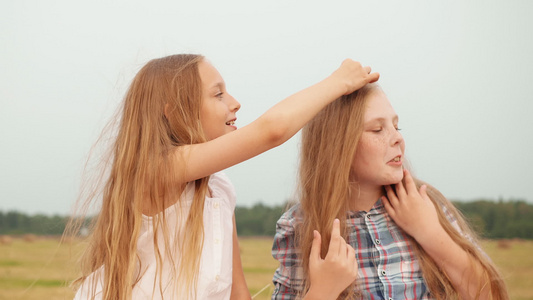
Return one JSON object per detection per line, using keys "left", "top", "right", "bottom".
{"left": 235, "top": 202, "right": 286, "bottom": 236}
{"left": 1, "top": 200, "right": 532, "bottom": 239}
{"left": 0, "top": 211, "right": 68, "bottom": 235}
{"left": 453, "top": 200, "right": 533, "bottom": 239}
{"left": 235, "top": 199, "right": 533, "bottom": 239}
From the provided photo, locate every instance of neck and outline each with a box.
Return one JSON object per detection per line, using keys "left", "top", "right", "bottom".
{"left": 348, "top": 182, "right": 384, "bottom": 212}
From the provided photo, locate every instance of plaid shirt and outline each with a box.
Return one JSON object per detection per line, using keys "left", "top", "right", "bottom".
{"left": 271, "top": 199, "right": 460, "bottom": 300}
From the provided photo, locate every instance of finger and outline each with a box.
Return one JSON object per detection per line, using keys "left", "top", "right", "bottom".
{"left": 332, "top": 218, "right": 341, "bottom": 236}
{"left": 328, "top": 219, "right": 341, "bottom": 256}
{"left": 395, "top": 172, "right": 408, "bottom": 199}
{"left": 403, "top": 169, "right": 417, "bottom": 195}
{"left": 382, "top": 195, "right": 395, "bottom": 216}
{"left": 363, "top": 66, "right": 371, "bottom": 74}
{"left": 346, "top": 243, "right": 356, "bottom": 260}
{"left": 367, "top": 72, "right": 380, "bottom": 83}
{"left": 384, "top": 185, "right": 399, "bottom": 207}
{"left": 338, "top": 236, "right": 348, "bottom": 258}
{"left": 309, "top": 230, "right": 322, "bottom": 261}
{"left": 345, "top": 242, "right": 354, "bottom": 258}
{"left": 419, "top": 184, "right": 431, "bottom": 202}
{"left": 347, "top": 244, "right": 357, "bottom": 274}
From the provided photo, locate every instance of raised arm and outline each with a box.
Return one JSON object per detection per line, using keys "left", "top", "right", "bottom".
{"left": 179, "top": 60, "right": 379, "bottom": 182}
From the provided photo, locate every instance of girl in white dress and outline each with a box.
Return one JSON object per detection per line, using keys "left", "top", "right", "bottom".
{"left": 68, "top": 54, "right": 379, "bottom": 299}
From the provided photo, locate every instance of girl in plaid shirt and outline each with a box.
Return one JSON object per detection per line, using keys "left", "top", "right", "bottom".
{"left": 272, "top": 83, "right": 508, "bottom": 300}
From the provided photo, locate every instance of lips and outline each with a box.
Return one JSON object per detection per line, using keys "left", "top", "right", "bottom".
{"left": 388, "top": 155, "right": 402, "bottom": 163}
{"left": 226, "top": 118, "right": 236, "bottom": 126}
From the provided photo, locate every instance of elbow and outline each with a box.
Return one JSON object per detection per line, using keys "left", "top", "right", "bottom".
{"left": 258, "top": 113, "right": 291, "bottom": 148}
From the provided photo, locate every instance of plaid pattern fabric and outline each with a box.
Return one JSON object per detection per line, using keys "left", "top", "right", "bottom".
{"left": 271, "top": 199, "right": 459, "bottom": 300}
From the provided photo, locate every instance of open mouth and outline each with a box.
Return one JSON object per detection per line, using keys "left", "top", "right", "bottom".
{"left": 389, "top": 156, "right": 402, "bottom": 163}
{"left": 226, "top": 120, "right": 235, "bottom": 126}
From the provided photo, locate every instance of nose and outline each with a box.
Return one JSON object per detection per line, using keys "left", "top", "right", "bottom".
{"left": 229, "top": 94, "right": 241, "bottom": 112}
{"left": 391, "top": 128, "right": 404, "bottom": 146}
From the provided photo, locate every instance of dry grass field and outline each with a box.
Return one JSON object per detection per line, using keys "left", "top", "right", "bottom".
{"left": 0, "top": 236, "right": 531, "bottom": 300}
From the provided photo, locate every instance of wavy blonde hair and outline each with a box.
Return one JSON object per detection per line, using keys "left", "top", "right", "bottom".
{"left": 295, "top": 84, "right": 508, "bottom": 299}
{"left": 65, "top": 54, "right": 210, "bottom": 299}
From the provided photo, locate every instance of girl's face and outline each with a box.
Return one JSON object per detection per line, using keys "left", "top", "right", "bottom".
{"left": 198, "top": 60, "right": 241, "bottom": 140}
{"left": 351, "top": 89, "right": 405, "bottom": 187}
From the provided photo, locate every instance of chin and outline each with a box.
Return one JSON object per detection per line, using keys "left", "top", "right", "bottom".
{"left": 388, "top": 179, "right": 402, "bottom": 185}
{"left": 387, "top": 174, "right": 404, "bottom": 185}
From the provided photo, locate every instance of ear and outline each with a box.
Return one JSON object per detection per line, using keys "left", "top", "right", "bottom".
{"left": 164, "top": 103, "right": 170, "bottom": 120}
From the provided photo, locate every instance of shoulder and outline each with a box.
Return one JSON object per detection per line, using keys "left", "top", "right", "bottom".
{"left": 272, "top": 204, "right": 304, "bottom": 298}
{"left": 209, "top": 171, "right": 234, "bottom": 189}
{"left": 209, "top": 171, "right": 236, "bottom": 207}
{"left": 272, "top": 204, "right": 301, "bottom": 256}
{"left": 275, "top": 204, "right": 301, "bottom": 233}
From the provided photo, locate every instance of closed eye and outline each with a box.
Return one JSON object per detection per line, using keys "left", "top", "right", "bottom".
{"left": 394, "top": 121, "right": 401, "bottom": 131}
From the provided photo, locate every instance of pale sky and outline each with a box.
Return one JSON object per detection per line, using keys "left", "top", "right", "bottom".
{"left": 1, "top": 1, "right": 532, "bottom": 215}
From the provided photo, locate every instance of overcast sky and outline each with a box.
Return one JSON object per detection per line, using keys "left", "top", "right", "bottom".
{"left": 1, "top": 1, "right": 532, "bottom": 215}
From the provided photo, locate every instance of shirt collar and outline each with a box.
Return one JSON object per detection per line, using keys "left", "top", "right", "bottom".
{"left": 347, "top": 198, "right": 385, "bottom": 219}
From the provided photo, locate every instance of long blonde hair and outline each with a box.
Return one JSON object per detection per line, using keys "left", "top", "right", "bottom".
{"left": 295, "top": 84, "right": 508, "bottom": 299}
{"left": 65, "top": 54, "right": 211, "bottom": 299}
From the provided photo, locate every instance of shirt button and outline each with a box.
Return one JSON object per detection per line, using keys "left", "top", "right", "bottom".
{"left": 381, "top": 270, "right": 386, "bottom": 276}
{"left": 366, "top": 214, "right": 371, "bottom": 219}
{"left": 389, "top": 298, "right": 393, "bottom": 300}
{"left": 215, "top": 275, "right": 220, "bottom": 281}
{"left": 215, "top": 238, "right": 220, "bottom": 244}
{"left": 213, "top": 202, "right": 219, "bottom": 209}
{"left": 375, "top": 239, "right": 381, "bottom": 245}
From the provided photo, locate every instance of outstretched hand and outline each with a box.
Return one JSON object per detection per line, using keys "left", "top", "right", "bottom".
{"left": 331, "top": 59, "right": 380, "bottom": 96}
{"left": 305, "top": 219, "right": 358, "bottom": 300}
{"left": 382, "top": 169, "right": 443, "bottom": 242}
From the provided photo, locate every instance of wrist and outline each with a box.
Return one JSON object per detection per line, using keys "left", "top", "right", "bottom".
{"left": 414, "top": 225, "right": 455, "bottom": 256}
{"left": 304, "top": 286, "right": 338, "bottom": 300}
{"left": 321, "top": 75, "right": 348, "bottom": 98}
{"left": 411, "top": 222, "right": 445, "bottom": 245}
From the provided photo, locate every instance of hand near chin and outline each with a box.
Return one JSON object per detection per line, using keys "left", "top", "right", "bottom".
{"left": 382, "top": 169, "right": 443, "bottom": 242}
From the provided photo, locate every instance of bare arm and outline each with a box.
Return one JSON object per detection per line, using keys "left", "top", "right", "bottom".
{"left": 383, "top": 170, "right": 490, "bottom": 299}
{"left": 230, "top": 215, "right": 251, "bottom": 300}
{"left": 179, "top": 60, "right": 379, "bottom": 182}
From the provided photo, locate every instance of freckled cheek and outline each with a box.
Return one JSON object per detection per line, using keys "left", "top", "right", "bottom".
{"left": 356, "top": 139, "right": 383, "bottom": 166}
{"left": 369, "top": 136, "right": 388, "bottom": 153}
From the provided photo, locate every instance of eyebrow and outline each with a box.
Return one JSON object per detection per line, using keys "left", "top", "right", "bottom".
{"left": 365, "top": 115, "right": 399, "bottom": 124}
{"left": 208, "top": 81, "right": 225, "bottom": 91}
